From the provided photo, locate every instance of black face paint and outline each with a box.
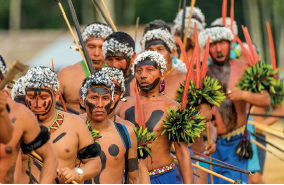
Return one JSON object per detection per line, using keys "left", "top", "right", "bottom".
{"left": 86, "top": 100, "right": 96, "bottom": 116}
{"left": 104, "top": 101, "right": 112, "bottom": 115}
{"left": 135, "top": 58, "right": 158, "bottom": 69}
{"left": 43, "top": 101, "right": 46, "bottom": 107}
{"left": 138, "top": 77, "right": 160, "bottom": 92}
{"left": 106, "top": 51, "right": 131, "bottom": 77}
{"left": 26, "top": 88, "right": 54, "bottom": 121}
{"left": 108, "top": 144, "right": 119, "bottom": 157}
{"left": 145, "top": 40, "right": 171, "bottom": 53}
{"left": 91, "top": 87, "right": 110, "bottom": 95}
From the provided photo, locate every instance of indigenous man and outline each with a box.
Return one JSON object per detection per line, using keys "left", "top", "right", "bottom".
{"left": 173, "top": 7, "right": 206, "bottom": 63}
{"left": 116, "top": 51, "right": 193, "bottom": 184}
{"left": 0, "top": 75, "right": 58, "bottom": 183}
{"left": 198, "top": 25, "right": 271, "bottom": 183}
{"left": 103, "top": 32, "right": 137, "bottom": 97}
{"left": 11, "top": 76, "right": 26, "bottom": 105}
{"left": 20, "top": 67, "right": 101, "bottom": 184}
{"left": 58, "top": 22, "right": 113, "bottom": 112}
{"left": 80, "top": 71, "right": 141, "bottom": 184}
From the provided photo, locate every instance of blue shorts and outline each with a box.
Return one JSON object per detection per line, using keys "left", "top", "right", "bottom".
{"left": 209, "top": 125, "right": 249, "bottom": 184}
{"left": 256, "top": 133, "right": 266, "bottom": 174}
{"left": 247, "top": 116, "right": 261, "bottom": 173}
{"left": 175, "top": 145, "right": 195, "bottom": 184}
{"left": 150, "top": 168, "right": 176, "bottom": 184}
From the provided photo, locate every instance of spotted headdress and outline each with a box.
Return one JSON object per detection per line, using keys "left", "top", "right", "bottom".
{"left": 12, "top": 76, "right": 26, "bottom": 100}
{"left": 132, "top": 51, "right": 167, "bottom": 75}
{"left": 82, "top": 22, "right": 113, "bottom": 42}
{"left": 24, "top": 66, "right": 59, "bottom": 93}
{"left": 102, "top": 38, "right": 134, "bottom": 59}
{"left": 142, "top": 28, "right": 175, "bottom": 52}
{"left": 198, "top": 26, "right": 234, "bottom": 49}
{"left": 99, "top": 66, "right": 125, "bottom": 98}
{"left": 174, "top": 18, "right": 204, "bottom": 39}
{"left": 80, "top": 71, "right": 115, "bottom": 103}
{"left": 211, "top": 17, "right": 238, "bottom": 35}
{"left": 173, "top": 6, "right": 206, "bottom": 29}
{"left": 0, "top": 55, "right": 7, "bottom": 79}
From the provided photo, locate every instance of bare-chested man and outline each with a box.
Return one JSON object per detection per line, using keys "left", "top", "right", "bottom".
{"left": 79, "top": 71, "right": 141, "bottom": 184}
{"left": 0, "top": 88, "right": 58, "bottom": 183}
{"left": 0, "top": 91, "right": 13, "bottom": 144}
{"left": 116, "top": 51, "right": 193, "bottom": 183}
{"left": 58, "top": 22, "right": 113, "bottom": 112}
{"left": 103, "top": 32, "right": 137, "bottom": 97}
{"left": 20, "top": 66, "right": 101, "bottom": 184}
{"left": 11, "top": 76, "right": 26, "bottom": 105}
{"left": 198, "top": 25, "right": 271, "bottom": 183}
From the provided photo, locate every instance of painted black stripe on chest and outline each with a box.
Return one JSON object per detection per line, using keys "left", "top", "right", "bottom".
{"left": 52, "top": 132, "right": 66, "bottom": 143}
{"left": 125, "top": 106, "right": 164, "bottom": 132}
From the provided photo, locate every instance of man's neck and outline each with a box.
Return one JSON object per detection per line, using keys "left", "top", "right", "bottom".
{"left": 38, "top": 109, "right": 57, "bottom": 128}
{"left": 140, "top": 88, "right": 161, "bottom": 98}
{"left": 108, "top": 111, "right": 115, "bottom": 121}
{"left": 186, "top": 48, "right": 194, "bottom": 61}
{"left": 88, "top": 116, "right": 111, "bottom": 131}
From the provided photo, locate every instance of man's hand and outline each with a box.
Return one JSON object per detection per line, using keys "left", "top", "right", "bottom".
{"left": 226, "top": 87, "right": 246, "bottom": 101}
{"left": 0, "top": 91, "right": 7, "bottom": 115}
{"left": 57, "top": 167, "right": 78, "bottom": 184}
{"left": 204, "top": 139, "right": 216, "bottom": 156}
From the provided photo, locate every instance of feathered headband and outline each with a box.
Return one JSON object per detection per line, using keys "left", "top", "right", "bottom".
{"left": 173, "top": 6, "right": 206, "bottom": 28}
{"left": 132, "top": 50, "right": 167, "bottom": 75}
{"left": 0, "top": 55, "right": 7, "bottom": 78}
{"left": 12, "top": 76, "right": 26, "bottom": 100}
{"left": 102, "top": 38, "right": 134, "bottom": 59}
{"left": 174, "top": 18, "right": 204, "bottom": 39}
{"left": 142, "top": 28, "right": 175, "bottom": 51}
{"left": 211, "top": 17, "right": 238, "bottom": 35}
{"left": 80, "top": 71, "right": 115, "bottom": 103}
{"left": 24, "top": 66, "right": 59, "bottom": 93}
{"left": 82, "top": 23, "right": 113, "bottom": 42}
{"left": 198, "top": 27, "right": 234, "bottom": 49}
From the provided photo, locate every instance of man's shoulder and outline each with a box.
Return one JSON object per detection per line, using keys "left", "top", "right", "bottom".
{"left": 58, "top": 61, "right": 83, "bottom": 76}
{"left": 162, "top": 95, "right": 180, "bottom": 109}
{"left": 230, "top": 59, "right": 249, "bottom": 68}
{"left": 61, "top": 111, "right": 85, "bottom": 127}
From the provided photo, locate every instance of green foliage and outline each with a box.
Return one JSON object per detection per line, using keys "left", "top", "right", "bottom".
{"left": 176, "top": 76, "right": 225, "bottom": 108}
{"left": 134, "top": 126, "right": 157, "bottom": 160}
{"left": 237, "top": 63, "right": 277, "bottom": 93}
{"left": 270, "top": 78, "right": 284, "bottom": 107}
{"left": 162, "top": 107, "right": 206, "bottom": 146}
{"left": 86, "top": 121, "right": 101, "bottom": 141}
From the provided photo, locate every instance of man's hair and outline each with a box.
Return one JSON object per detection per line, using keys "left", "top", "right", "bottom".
{"left": 143, "top": 20, "right": 171, "bottom": 36}
{"left": 80, "top": 71, "right": 115, "bottom": 103}
{"left": 0, "top": 55, "right": 7, "bottom": 80}
{"left": 24, "top": 66, "right": 59, "bottom": 93}
{"left": 104, "top": 32, "right": 135, "bottom": 51}
{"left": 82, "top": 22, "right": 113, "bottom": 42}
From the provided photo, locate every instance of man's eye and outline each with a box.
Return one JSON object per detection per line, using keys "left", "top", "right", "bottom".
{"left": 148, "top": 68, "right": 153, "bottom": 71}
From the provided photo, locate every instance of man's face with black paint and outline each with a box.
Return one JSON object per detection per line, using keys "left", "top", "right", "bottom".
{"left": 106, "top": 52, "right": 129, "bottom": 76}
{"left": 145, "top": 40, "right": 174, "bottom": 70}
{"left": 85, "top": 38, "right": 105, "bottom": 69}
{"left": 85, "top": 86, "right": 113, "bottom": 121}
{"left": 25, "top": 87, "right": 56, "bottom": 121}
{"left": 135, "top": 59, "right": 161, "bottom": 92}
{"left": 209, "top": 40, "right": 230, "bottom": 66}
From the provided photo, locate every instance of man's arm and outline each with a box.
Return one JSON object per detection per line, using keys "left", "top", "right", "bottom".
{"left": 127, "top": 128, "right": 141, "bottom": 184}
{"left": 227, "top": 87, "right": 271, "bottom": 107}
{"left": 262, "top": 105, "right": 283, "bottom": 126}
{"left": 21, "top": 106, "right": 58, "bottom": 184}
{"left": 0, "top": 92, "right": 13, "bottom": 144}
{"left": 57, "top": 67, "right": 67, "bottom": 96}
{"left": 204, "top": 121, "right": 217, "bottom": 156}
{"left": 58, "top": 116, "right": 101, "bottom": 183}
{"left": 174, "top": 141, "right": 193, "bottom": 184}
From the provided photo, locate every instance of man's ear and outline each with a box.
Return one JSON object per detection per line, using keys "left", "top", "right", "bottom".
{"left": 161, "top": 70, "right": 167, "bottom": 80}
{"left": 55, "top": 90, "right": 61, "bottom": 102}
{"left": 140, "top": 40, "right": 143, "bottom": 50}
{"left": 131, "top": 51, "right": 137, "bottom": 65}
{"left": 79, "top": 97, "right": 85, "bottom": 109}
{"left": 170, "top": 48, "right": 176, "bottom": 59}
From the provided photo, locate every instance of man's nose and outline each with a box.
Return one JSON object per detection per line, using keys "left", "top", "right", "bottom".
{"left": 216, "top": 43, "right": 222, "bottom": 52}
{"left": 96, "top": 98, "right": 103, "bottom": 107}
{"left": 93, "top": 48, "right": 100, "bottom": 56}
{"left": 34, "top": 98, "right": 41, "bottom": 108}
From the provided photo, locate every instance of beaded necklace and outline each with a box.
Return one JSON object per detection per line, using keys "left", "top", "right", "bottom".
{"left": 86, "top": 121, "right": 101, "bottom": 140}
{"left": 141, "top": 93, "right": 164, "bottom": 98}
{"left": 47, "top": 110, "right": 64, "bottom": 134}
{"left": 167, "top": 67, "right": 174, "bottom": 75}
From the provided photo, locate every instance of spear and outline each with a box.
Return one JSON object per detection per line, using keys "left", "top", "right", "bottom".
{"left": 266, "top": 21, "right": 276, "bottom": 70}
{"left": 206, "top": 122, "right": 214, "bottom": 184}
{"left": 249, "top": 131, "right": 284, "bottom": 153}
{"left": 183, "top": 0, "right": 197, "bottom": 50}
{"left": 66, "top": 0, "right": 95, "bottom": 75}
{"left": 135, "top": 80, "right": 144, "bottom": 128}
{"left": 250, "top": 113, "right": 284, "bottom": 119}
{"left": 242, "top": 26, "right": 258, "bottom": 64}
{"left": 200, "top": 37, "right": 210, "bottom": 80}
{"left": 55, "top": 0, "right": 92, "bottom": 75}
{"left": 222, "top": 0, "right": 227, "bottom": 26}
{"left": 230, "top": 0, "right": 234, "bottom": 33}
{"left": 251, "top": 139, "right": 284, "bottom": 162}
{"left": 135, "top": 17, "right": 140, "bottom": 44}
{"left": 248, "top": 120, "right": 284, "bottom": 139}
{"left": 99, "top": 0, "right": 117, "bottom": 32}
{"left": 194, "top": 23, "right": 200, "bottom": 89}
{"left": 180, "top": 0, "right": 187, "bottom": 51}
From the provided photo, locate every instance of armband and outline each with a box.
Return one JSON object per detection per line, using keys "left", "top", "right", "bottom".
{"left": 77, "top": 142, "right": 101, "bottom": 160}
{"left": 21, "top": 125, "right": 50, "bottom": 154}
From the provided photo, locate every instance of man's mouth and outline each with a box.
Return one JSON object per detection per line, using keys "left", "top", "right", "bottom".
{"left": 92, "top": 60, "right": 101, "bottom": 64}
{"left": 217, "top": 52, "right": 224, "bottom": 59}
{"left": 33, "top": 111, "right": 45, "bottom": 114}
{"left": 140, "top": 82, "right": 149, "bottom": 86}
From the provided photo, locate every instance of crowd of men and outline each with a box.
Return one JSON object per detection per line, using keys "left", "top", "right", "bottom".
{"left": 0, "top": 4, "right": 281, "bottom": 184}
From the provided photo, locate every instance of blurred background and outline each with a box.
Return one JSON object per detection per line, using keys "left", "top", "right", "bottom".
{"left": 0, "top": 0, "right": 284, "bottom": 183}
